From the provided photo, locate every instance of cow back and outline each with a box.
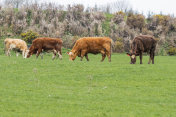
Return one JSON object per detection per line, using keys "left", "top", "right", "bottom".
{"left": 72, "top": 37, "right": 111, "bottom": 54}
{"left": 31, "top": 37, "right": 62, "bottom": 51}
{"left": 132, "top": 35, "right": 157, "bottom": 53}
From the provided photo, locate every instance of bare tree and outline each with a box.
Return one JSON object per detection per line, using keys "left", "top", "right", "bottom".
{"left": 106, "top": 4, "right": 110, "bottom": 13}
{"left": 112, "top": 0, "right": 131, "bottom": 13}
{"left": 99, "top": 0, "right": 131, "bottom": 13}
{"left": 3, "top": 0, "right": 35, "bottom": 8}
{"left": 4, "top": 0, "right": 24, "bottom": 8}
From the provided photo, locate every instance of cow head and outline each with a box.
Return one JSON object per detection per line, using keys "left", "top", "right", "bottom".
{"left": 27, "top": 51, "right": 32, "bottom": 58}
{"left": 67, "top": 51, "right": 76, "bottom": 61}
{"left": 27, "top": 45, "right": 35, "bottom": 58}
{"left": 127, "top": 53, "right": 136, "bottom": 64}
{"left": 24, "top": 50, "right": 29, "bottom": 58}
{"left": 27, "top": 49, "right": 35, "bottom": 58}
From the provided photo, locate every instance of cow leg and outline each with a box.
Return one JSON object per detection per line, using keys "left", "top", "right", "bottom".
{"left": 148, "top": 49, "right": 155, "bottom": 64}
{"left": 8, "top": 50, "right": 11, "bottom": 56}
{"left": 22, "top": 50, "right": 24, "bottom": 58}
{"left": 101, "top": 54, "right": 106, "bottom": 62}
{"left": 40, "top": 53, "right": 43, "bottom": 59}
{"left": 85, "top": 54, "right": 89, "bottom": 61}
{"left": 106, "top": 51, "right": 111, "bottom": 62}
{"left": 8, "top": 46, "right": 13, "bottom": 57}
{"left": 104, "top": 45, "right": 111, "bottom": 62}
{"left": 57, "top": 51, "right": 62, "bottom": 60}
{"left": 80, "top": 58, "right": 83, "bottom": 61}
{"left": 151, "top": 53, "right": 155, "bottom": 64}
{"left": 148, "top": 57, "right": 151, "bottom": 64}
{"left": 16, "top": 52, "right": 19, "bottom": 57}
{"left": 6, "top": 50, "right": 9, "bottom": 56}
{"left": 101, "top": 50, "right": 106, "bottom": 62}
{"left": 52, "top": 53, "right": 56, "bottom": 60}
{"left": 5, "top": 50, "right": 8, "bottom": 56}
{"left": 148, "top": 52, "right": 152, "bottom": 64}
{"left": 139, "top": 52, "right": 143, "bottom": 64}
{"left": 7, "top": 49, "right": 11, "bottom": 56}
{"left": 80, "top": 50, "right": 86, "bottom": 61}
{"left": 36, "top": 49, "right": 42, "bottom": 59}
{"left": 151, "top": 47, "right": 155, "bottom": 64}
{"left": 24, "top": 50, "right": 29, "bottom": 58}
{"left": 148, "top": 53, "right": 154, "bottom": 64}
{"left": 22, "top": 50, "right": 26, "bottom": 58}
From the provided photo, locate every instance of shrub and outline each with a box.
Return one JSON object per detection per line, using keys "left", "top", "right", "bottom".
{"left": 113, "top": 11, "right": 125, "bottom": 24}
{"left": 102, "top": 13, "right": 113, "bottom": 36}
{"left": 142, "top": 28, "right": 154, "bottom": 35}
{"left": 62, "top": 34, "right": 80, "bottom": 49}
{"left": 167, "top": 47, "right": 176, "bottom": 55}
{"left": 153, "top": 15, "right": 170, "bottom": 26}
{"left": 21, "top": 30, "right": 39, "bottom": 43}
{"left": 26, "top": 10, "right": 32, "bottom": 25}
{"left": 114, "top": 38, "right": 124, "bottom": 53}
{"left": 148, "top": 15, "right": 171, "bottom": 33}
{"left": 127, "top": 13, "right": 145, "bottom": 32}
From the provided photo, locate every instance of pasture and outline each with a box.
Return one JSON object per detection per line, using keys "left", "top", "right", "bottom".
{"left": 0, "top": 52, "right": 175, "bottom": 117}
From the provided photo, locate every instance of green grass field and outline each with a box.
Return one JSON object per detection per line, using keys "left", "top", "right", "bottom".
{"left": 0, "top": 53, "right": 175, "bottom": 117}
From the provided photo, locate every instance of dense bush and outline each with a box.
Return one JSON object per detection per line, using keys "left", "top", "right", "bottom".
{"left": 62, "top": 35, "right": 80, "bottom": 49}
{"left": 167, "top": 47, "right": 176, "bottom": 55}
{"left": 127, "top": 13, "right": 145, "bottom": 32}
{"left": 114, "top": 38, "right": 124, "bottom": 53}
{"left": 147, "top": 15, "right": 171, "bottom": 35}
{"left": 21, "top": 30, "right": 39, "bottom": 43}
{"left": 153, "top": 15, "right": 170, "bottom": 26}
{"left": 113, "top": 11, "right": 125, "bottom": 24}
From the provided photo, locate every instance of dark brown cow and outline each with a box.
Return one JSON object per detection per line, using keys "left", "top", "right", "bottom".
{"left": 67, "top": 37, "right": 113, "bottom": 62}
{"left": 27, "top": 37, "right": 63, "bottom": 60}
{"left": 127, "top": 35, "right": 157, "bottom": 64}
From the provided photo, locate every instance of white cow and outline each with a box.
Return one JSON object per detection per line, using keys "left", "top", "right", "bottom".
{"left": 4, "top": 38, "right": 29, "bottom": 58}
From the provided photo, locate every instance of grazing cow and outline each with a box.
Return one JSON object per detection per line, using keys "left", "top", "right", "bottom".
{"left": 127, "top": 35, "right": 157, "bottom": 64}
{"left": 4, "top": 38, "right": 28, "bottom": 58}
{"left": 67, "top": 37, "right": 113, "bottom": 62}
{"left": 27, "top": 37, "right": 63, "bottom": 60}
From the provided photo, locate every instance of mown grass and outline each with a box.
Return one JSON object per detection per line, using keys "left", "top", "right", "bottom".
{"left": 0, "top": 53, "right": 176, "bottom": 117}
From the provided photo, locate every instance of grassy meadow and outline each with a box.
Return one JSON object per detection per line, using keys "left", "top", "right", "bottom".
{"left": 0, "top": 51, "right": 176, "bottom": 117}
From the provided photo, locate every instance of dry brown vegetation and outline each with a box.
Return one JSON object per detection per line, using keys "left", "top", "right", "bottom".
{"left": 0, "top": 3, "right": 176, "bottom": 55}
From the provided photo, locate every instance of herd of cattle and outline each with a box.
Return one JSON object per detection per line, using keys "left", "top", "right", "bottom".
{"left": 3, "top": 35, "right": 157, "bottom": 64}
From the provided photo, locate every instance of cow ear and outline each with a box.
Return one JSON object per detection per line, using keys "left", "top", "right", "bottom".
{"left": 126, "top": 53, "right": 131, "bottom": 56}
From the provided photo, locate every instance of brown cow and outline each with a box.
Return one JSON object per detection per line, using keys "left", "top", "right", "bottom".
{"left": 127, "top": 35, "right": 157, "bottom": 64}
{"left": 27, "top": 37, "right": 63, "bottom": 60}
{"left": 67, "top": 37, "right": 113, "bottom": 62}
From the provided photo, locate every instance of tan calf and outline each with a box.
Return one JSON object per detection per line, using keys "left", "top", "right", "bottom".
{"left": 4, "top": 38, "right": 28, "bottom": 58}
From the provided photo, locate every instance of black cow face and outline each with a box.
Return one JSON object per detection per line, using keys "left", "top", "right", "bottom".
{"left": 127, "top": 53, "right": 136, "bottom": 64}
